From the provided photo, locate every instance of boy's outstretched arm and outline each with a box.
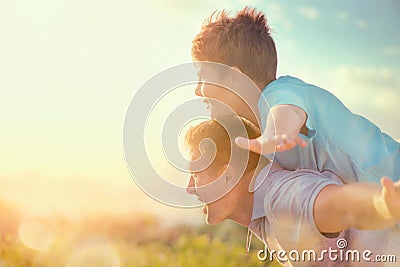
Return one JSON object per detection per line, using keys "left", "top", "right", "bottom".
{"left": 314, "top": 177, "right": 400, "bottom": 234}
{"left": 235, "top": 104, "right": 307, "bottom": 154}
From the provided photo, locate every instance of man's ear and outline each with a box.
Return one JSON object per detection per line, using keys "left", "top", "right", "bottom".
{"left": 229, "top": 66, "right": 243, "bottom": 82}
{"left": 222, "top": 163, "right": 238, "bottom": 187}
{"left": 230, "top": 66, "right": 243, "bottom": 73}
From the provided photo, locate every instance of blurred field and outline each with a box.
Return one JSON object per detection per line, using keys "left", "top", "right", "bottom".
{"left": 0, "top": 198, "right": 281, "bottom": 267}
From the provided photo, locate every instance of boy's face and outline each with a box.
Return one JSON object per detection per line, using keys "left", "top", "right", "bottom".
{"left": 187, "top": 151, "right": 240, "bottom": 225}
{"left": 194, "top": 62, "right": 248, "bottom": 119}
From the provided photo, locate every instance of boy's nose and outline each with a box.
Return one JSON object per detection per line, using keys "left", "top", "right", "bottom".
{"left": 195, "top": 81, "right": 203, "bottom": 96}
{"left": 186, "top": 176, "right": 197, "bottom": 195}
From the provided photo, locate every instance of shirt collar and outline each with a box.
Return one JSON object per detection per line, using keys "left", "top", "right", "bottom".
{"left": 251, "top": 162, "right": 280, "bottom": 220}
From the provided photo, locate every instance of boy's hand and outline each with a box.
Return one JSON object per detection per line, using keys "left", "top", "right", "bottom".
{"left": 235, "top": 133, "right": 307, "bottom": 155}
{"left": 236, "top": 104, "right": 308, "bottom": 155}
{"left": 379, "top": 177, "right": 400, "bottom": 220}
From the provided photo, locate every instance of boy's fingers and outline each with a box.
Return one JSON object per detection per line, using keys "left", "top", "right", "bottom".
{"left": 276, "top": 139, "right": 296, "bottom": 151}
{"left": 381, "top": 177, "right": 395, "bottom": 197}
{"left": 293, "top": 136, "right": 307, "bottom": 147}
{"left": 281, "top": 140, "right": 295, "bottom": 150}
{"left": 275, "top": 137, "right": 285, "bottom": 150}
{"left": 236, "top": 135, "right": 307, "bottom": 154}
{"left": 393, "top": 179, "right": 400, "bottom": 188}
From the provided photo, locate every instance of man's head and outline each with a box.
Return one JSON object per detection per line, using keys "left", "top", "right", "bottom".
{"left": 184, "top": 116, "right": 262, "bottom": 225}
{"left": 192, "top": 7, "right": 277, "bottom": 89}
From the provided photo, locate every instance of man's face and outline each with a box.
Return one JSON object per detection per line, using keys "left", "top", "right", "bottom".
{"left": 186, "top": 152, "right": 240, "bottom": 225}
{"left": 194, "top": 62, "right": 247, "bottom": 119}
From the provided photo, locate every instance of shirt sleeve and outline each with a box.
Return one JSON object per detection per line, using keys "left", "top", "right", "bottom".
{"left": 265, "top": 89, "right": 308, "bottom": 113}
{"left": 259, "top": 88, "right": 319, "bottom": 167}
{"left": 259, "top": 86, "right": 316, "bottom": 132}
{"left": 264, "top": 170, "right": 341, "bottom": 247}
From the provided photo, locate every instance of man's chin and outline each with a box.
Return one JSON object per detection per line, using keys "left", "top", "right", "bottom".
{"left": 205, "top": 217, "right": 219, "bottom": 225}
{"left": 205, "top": 210, "right": 222, "bottom": 225}
{"left": 202, "top": 205, "right": 207, "bottom": 214}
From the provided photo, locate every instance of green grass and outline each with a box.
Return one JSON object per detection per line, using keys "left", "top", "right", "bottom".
{"left": 0, "top": 200, "right": 281, "bottom": 267}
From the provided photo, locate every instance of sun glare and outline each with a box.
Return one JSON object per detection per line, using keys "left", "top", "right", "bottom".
{"left": 18, "top": 220, "right": 54, "bottom": 251}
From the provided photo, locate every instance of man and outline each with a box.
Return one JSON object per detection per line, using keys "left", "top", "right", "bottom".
{"left": 184, "top": 116, "right": 400, "bottom": 266}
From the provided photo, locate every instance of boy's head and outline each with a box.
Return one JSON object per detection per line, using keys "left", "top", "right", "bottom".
{"left": 184, "top": 116, "right": 262, "bottom": 225}
{"left": 192, "top": 7, "right": 277, "bottom": 89}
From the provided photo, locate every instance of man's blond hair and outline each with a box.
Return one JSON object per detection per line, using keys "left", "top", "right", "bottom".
{"left": 185, "top": 116, "right": 261, "bottom": 171}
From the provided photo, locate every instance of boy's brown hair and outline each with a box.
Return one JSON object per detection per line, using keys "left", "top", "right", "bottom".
{"left": 192, "top": 7, "right": 277, "bottom": 89}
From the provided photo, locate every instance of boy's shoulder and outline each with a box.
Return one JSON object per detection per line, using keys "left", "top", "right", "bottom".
{"left": 261, "top": 75, "right": 335, "bottom": 101}
{"left": 259, "top": 75, "right": 308, "bottom": 104}
{"left": 263, "top": 75, "right": 313, "bottom": 91}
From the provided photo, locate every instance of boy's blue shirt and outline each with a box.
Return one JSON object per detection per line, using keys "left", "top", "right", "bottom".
{"left": 258, "top": 75, "right": 400, "bottom": 183}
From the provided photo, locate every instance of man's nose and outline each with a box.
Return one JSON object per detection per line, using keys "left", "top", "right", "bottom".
{"left": 195, "top": 81, "right": 203, "bottom": 96}
{"left": 186, "top": 176, "right": 197, "bottom": 195}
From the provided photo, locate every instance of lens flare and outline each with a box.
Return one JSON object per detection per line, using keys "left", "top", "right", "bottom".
{"left": 18, "top": 220, "right": 54, "bottom": 251}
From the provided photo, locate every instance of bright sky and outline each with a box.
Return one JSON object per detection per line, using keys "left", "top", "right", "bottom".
{"left": 0, "top": 0, "right": 399, "bottom": 222}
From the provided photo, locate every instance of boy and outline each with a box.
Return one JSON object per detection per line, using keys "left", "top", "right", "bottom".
{"left": 191, "top": 7, "right": 399, "bottom": 184}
